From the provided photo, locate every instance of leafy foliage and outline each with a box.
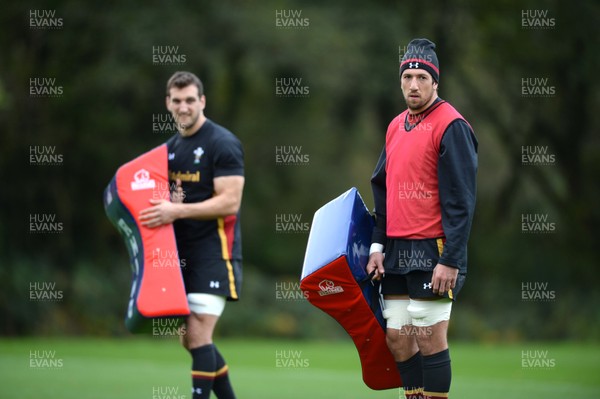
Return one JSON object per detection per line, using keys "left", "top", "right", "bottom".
{"left": 0, "top": 0, "right": 598, "bottom": 339}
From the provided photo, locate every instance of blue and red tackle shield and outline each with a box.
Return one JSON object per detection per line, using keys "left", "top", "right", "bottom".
{"left": 300, "top": 188, "right": 402, "bottom": 390}
{"left": 103, "top": 144, "right": 190, "bottom": 333}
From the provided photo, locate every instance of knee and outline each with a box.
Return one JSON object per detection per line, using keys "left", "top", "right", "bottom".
{"left": 386, "top": 328, "right": 402, "bottom": 348}
{"left": 383, "top": 299, "right": 418, "bottom": 360}
{"left": 414, "top": 324, "right": 448, "bottom": 355}
{"left": 386, "top": 328, "right": 418, "bottom": 360}
{"left": 386, "top": 329, "right": 412, "bottom": 349}
{"left": 185, "top": 313, "right": 218, "bottom": 348}
{"left": 185, "top": 325, "right": 212, "bottom": 348}
{"left": 406, "top": 300, "right": 452, "bottom": 355}
{"left": 414, "top": 329, "right": 435, "bottom": 354}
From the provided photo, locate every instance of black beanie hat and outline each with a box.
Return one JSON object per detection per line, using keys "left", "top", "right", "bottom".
{"left": 400, "top": 38, "right": 439, "bottom": 82}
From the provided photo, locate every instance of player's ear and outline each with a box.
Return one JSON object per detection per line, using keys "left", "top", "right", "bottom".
{"left": 165, "top": 95, "right": 171, "bottom": 110}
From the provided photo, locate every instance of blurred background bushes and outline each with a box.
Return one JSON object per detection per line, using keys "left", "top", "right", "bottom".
{"left": 1, "top": 0, "right": 598, "bottom": 341}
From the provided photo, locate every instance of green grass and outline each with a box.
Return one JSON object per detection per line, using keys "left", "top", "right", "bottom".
{"left": 1, "top": 337, "right": 599, "bottom": 398}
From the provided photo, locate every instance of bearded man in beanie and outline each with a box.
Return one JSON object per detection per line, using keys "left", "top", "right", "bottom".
{"left": 366, "top": 38, "right": 478, "bottom": 399}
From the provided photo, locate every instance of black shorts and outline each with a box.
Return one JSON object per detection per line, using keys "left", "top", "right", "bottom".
{"left": 381, "top": 271, "right": 465, "bottom": 300}
{"left": 181, "top": 255, "right": 242, "bottom": 301}
{"left": 383, "top": 238, "right": 443, "bottom": 274}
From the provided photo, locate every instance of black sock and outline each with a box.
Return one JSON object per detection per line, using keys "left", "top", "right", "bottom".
{"left": 212, "top": 346, "right": 236, "bottom": 399}
{"left": 422, "top": 348, "right": 451, "bottom": 397}
{"left": 190, "top": 344, "right": 216, "bottom": 399}
{"left": 396, "top": 351, "right": 424, "bottom": 398}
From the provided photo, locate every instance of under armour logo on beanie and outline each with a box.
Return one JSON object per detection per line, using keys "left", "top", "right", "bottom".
{"left": 400, "top": 38, "right": 440, "bottom": 83}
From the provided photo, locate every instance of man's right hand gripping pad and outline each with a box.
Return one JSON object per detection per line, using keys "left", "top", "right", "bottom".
{"left": 300, "top": 188, "right": 401, "bottom": 390}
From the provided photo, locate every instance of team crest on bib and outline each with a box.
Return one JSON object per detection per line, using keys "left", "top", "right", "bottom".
{"left": 193, "top": 147, "right": 204, "bottom": 164}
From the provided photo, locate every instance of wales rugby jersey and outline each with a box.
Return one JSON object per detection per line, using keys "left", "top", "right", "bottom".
{"left": 166, "top": 119, "right": 244, "bottom": 261}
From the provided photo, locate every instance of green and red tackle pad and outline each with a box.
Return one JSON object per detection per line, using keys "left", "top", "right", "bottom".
{"left": 103, "top": 144, "right": 190, "bottom": 333}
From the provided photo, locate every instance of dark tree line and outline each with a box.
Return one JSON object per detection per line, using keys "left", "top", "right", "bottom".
{"left": 1, "top": 0, "right": 598, "bottom": 339}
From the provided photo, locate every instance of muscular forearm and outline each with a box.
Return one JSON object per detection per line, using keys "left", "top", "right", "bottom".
{"left": 175, "top": 195, "right": 241, "bottom": 221}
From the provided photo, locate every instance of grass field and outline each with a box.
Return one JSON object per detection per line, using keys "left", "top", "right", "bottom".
{"left": 1, "top": 337, "right": 599, "bottom": 398}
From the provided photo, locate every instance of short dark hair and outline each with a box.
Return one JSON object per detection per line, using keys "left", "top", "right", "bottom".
{"left": 166, "top": 71, "right": 204, "bottom": 96}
